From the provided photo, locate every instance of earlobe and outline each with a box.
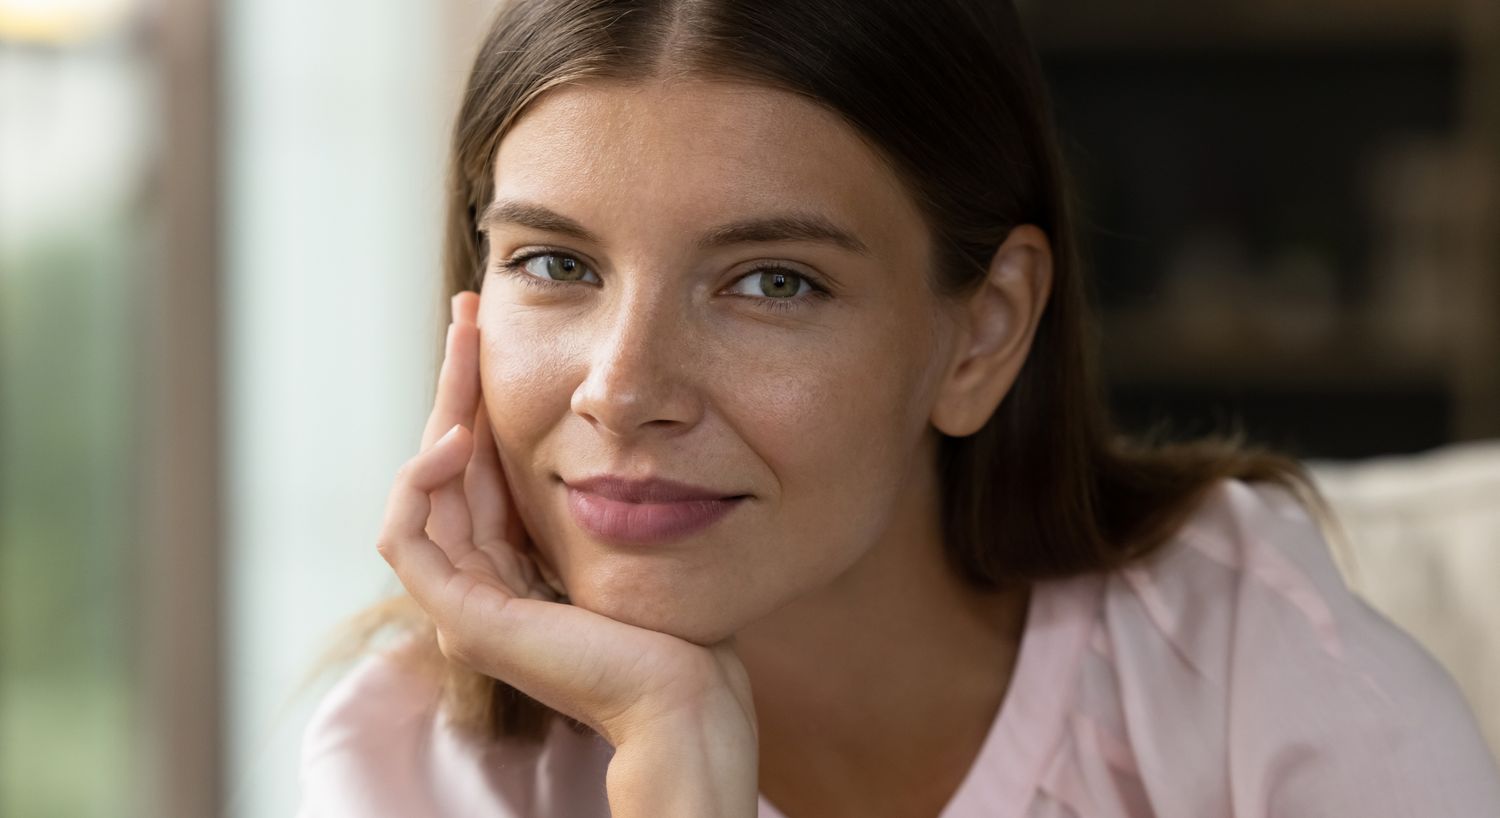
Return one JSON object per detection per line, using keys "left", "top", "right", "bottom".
{"left": 930, "top": 224, "right": 1053, "bottom": 437}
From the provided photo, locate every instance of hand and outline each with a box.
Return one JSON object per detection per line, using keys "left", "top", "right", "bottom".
{"left": 375, "top": 291, "right": 759, "bottom": 758}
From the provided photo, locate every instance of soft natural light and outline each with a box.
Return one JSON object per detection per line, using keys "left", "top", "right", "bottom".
{"left": 0, "top": 0, "right": 130, "bottom": 43}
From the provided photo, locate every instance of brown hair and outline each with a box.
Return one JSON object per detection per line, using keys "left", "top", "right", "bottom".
{"left": 304, "top": 0, "right": 1339, "bottom": 746}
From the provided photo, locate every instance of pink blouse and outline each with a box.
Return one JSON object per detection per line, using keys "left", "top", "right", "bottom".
{"left": 296, "top": 478, "right": 1500, "bottom": 816}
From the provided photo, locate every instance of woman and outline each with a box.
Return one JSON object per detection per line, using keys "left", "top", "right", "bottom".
{"left": 295, "top": 0, "right": 1500, "bottom": 815}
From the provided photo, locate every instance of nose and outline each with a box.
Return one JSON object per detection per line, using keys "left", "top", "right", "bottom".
{"left": 569, "top": 287, "right": 703, "bottom": 439}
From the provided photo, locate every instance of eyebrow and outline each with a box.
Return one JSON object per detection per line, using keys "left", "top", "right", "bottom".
{"left": 479, "top": 199, "right": 871, "bottom": 256}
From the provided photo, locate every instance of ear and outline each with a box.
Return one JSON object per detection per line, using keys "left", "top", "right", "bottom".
{"left": 929, "top": 224, "right": 1054, "bottom": 437}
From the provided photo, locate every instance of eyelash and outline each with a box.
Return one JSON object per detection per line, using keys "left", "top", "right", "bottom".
{"left": 493, "top": 248, "right": 833, "bottom": 314}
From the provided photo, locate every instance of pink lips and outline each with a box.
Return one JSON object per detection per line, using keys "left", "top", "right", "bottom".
{"left": 563, "top": 475, "right": 748, "bottom": 545}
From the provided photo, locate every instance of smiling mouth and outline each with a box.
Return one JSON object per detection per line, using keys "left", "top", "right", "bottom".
{"left": 560, "top": 472, "right": 750, "bottom": 503}
{"left": 563, "top": 484, "right": 749, "bottom": 546}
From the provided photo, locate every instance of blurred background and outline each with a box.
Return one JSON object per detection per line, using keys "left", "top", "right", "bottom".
{"left": 0, "top": 0, "right": 1496, "bottom": 816}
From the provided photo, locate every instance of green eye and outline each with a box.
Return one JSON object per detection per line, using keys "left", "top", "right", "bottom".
{"left": 495, "top": 251, "right": 831, "bottom": 315}
{"left": 755, "top": 270, "right": 803, "bottom": 298}
{"left": 725, "top": 268, "right": 810, "bottom": 299}
{"left": 722, "top": 266, "right": 832, "bottom": 314}
{"left": 507, "top": 252, "right": 599, "bottom": 284}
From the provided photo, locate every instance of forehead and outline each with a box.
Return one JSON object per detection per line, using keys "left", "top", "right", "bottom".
{"left": 490, "top": 78, "right": 927, "bottom": 258}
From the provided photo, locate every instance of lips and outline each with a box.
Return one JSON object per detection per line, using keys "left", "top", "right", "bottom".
{"left": 564, "top": 474, "right": 746, "bottom": 503}
{"left": 561, "top": 474, "right": 749, "bottom": 545}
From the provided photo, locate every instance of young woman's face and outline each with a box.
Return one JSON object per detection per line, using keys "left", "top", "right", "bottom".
{"left": 478, "top": 78, "right": 961, "bottom": 643}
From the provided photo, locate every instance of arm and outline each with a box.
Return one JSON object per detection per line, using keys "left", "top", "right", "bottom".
{"left": 606, "top": 697, "right": 760, "bottom": 818}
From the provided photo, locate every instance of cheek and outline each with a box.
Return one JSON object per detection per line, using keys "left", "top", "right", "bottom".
{"left": 475, "top": 319, "right": 580, "bottom": 548}
{"left": 479, "top": 314, "right": 582, "bottom": 407}
{"left": 478, "top": 329, "right": 550, "bottom": 464}
{"left": 742, "top": 323, "right": 925, "bottom": 494}
{"left": 729, "top": 325, "right": 928, "bottom": 558}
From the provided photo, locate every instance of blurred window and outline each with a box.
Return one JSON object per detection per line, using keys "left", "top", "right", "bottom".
{"left": 0, "top": 1, "right": 152, "bottom": 814}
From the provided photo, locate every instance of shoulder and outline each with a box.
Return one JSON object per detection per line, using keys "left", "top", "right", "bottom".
{"left": 1099, "top": 477, "right": 1500, "bottom": 815}
{"left": 298, "top": 639, "right": 444, "bottom": 766}
{"left": 1098, "top": 478, "right": 1355, "bottom": 692}
{"left": 294, "top": 641, "right": 455, "bottom": 818}
{"left": 295, "top": 639, "right": 615, "bottom": 818}
{"left": 1105, "top": 476, "right": 1458, "bottom": 681}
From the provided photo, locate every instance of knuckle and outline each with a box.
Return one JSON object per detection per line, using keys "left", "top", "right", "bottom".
{"left": 435, "top": 628, "right": 471, "bottom": 666}
{"left": 374, "top": 535, "right": 396, "bottom": 560}
{"left": 393, "top": 460, "right": 417, "bottom": 484}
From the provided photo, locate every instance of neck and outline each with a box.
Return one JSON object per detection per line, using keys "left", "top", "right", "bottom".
{"left": 734, "top": 445, "right": 1030, "bottom": 817}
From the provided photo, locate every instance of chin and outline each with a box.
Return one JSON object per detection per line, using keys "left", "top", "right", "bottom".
{"left": 571, "top": 577, "right": 743, "bottom": 646}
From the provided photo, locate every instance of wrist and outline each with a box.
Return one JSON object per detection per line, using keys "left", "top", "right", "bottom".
{"left": 606, "top": 702, "right": 759, "bottom": 818}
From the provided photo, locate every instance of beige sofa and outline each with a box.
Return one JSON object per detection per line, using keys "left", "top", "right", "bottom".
{"left": 1306, "top": 439, "right": 1500, "bottom": 761}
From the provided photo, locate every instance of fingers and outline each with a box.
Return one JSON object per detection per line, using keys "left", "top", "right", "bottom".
{"left": 475, "top": 542, "right": 555, "bottom": 602}
{"left": 421, "top": 293, "right": 480, "bottom": 449}
{"left": 423, "top": 293, "right": 482, "bottom": 549}
{"left": 468, "top": 398, "right": 561, "bottom": 602}
{"left": 466, "top": 393, "right": 506, "bottom": 545}
{"left": 378, "top": 423, "right": 481, "bottom": 609}
{"left": 420, "top": 315, "right": 477, "bottom": 450}
{"left": 380, "top": 430, "right": 591, "bottom": 714}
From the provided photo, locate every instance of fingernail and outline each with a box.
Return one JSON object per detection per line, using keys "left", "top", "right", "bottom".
{"left": 438, "top": 423, "right": 462, "bottom": 444}
{"left": 451, "top": 293, "right": 462, "bottom": 320}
